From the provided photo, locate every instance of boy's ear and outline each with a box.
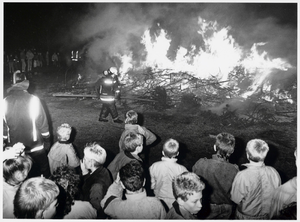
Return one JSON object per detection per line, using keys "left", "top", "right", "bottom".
{"left": 14, "top": 171, "right": 23, "bottom": 181}
{"left": 177, "top": 197, "right": 186, "bottom": 207}
{"left": 162, "top": 151, "right": 165, "bottom": 156}
{"left": 213, "top": 144, "right": 217, "bottom": 152}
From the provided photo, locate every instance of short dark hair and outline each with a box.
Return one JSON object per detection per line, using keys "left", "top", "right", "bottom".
{"left": 172, "top": 172, "right": 205, "bottom": 202}
{"left": 215, "top": 132, "right": 235, "bottom": 158}
{"left": 50, "top": 166, "right": 81, "bottom": 218}
{"left": 50, "top": 165, "right": 80, "bottom": 200}
{"left": 3, "top": 155, "right": 32, "bottom": 183}
{"left": 119, "top": 160, "right": 144, "bottom": 192}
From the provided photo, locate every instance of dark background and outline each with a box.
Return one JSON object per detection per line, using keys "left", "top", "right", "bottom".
{"left": 4, "top": 3, "right": 297, "bottom": 52}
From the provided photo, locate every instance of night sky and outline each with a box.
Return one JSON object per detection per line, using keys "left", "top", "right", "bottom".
{"left": 4, "top": 3, "right": 90, "bottom": 52}
{"left": 3, "top": 3, "right": 297, "bottom": 55}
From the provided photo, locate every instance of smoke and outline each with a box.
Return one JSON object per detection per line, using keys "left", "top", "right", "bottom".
{"left": 58, "top": 3, "right": 296, "bottom": 80}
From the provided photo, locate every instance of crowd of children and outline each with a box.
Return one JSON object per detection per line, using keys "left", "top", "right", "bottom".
{"left": 3, "top": 109, "right": 297, "bottom": 219}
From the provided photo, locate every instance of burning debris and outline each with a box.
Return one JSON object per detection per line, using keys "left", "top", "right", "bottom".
{"left": 52, "top": 3, "right": 296, "bottom": 125}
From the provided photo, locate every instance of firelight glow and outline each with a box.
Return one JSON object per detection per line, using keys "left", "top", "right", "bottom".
{"left": 118, "top": 16, "right": 293, "bottom": 99}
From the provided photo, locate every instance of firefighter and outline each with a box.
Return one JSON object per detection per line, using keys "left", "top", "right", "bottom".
{"left": 95, "top": 67, "right": 123, "bottom": 123}
{"left": 3, "top": 71, "right": 51, "bottom": 178}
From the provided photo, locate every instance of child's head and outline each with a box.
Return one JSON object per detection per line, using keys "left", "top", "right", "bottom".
{"left": 172, "top": 172, "right": 205, "bottom": 215}
{"left": 246, "top": 139, "right": 269, "bottom": 162}
{"left": 50, "top": 165, "right": 80, "bottom": 200}
{"left": 124, "top": 132, "right": 143, "bottom": 153}
{"left": 125, "top": 110, "right": 138, "bottom": 124}
{"left": 214, "top": 132, "right": 235, "bottom": 159}
{"left": 3, "top": 155, "right": 32, "bottom": 186}
{"left": 57, "top": 123, "right": 72, "bottom": 142}
{"left": 50, "top": 166, "right": 80, "bottom": 218}
{"left": 119, "top": 160, "right": 145, "bottom": 192}
{"left": 13, "top": 177, "right": 60, "bottom": 219}
{"left": 163, "top": 138, "right": 179, "bottom": 158}
{"left": 83, "top": 142, "right": 107, "bottom": 168}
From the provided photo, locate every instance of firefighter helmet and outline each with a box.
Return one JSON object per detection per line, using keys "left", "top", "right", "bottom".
{"left": 109, "top": 67, "right": 118, "bottom": 75}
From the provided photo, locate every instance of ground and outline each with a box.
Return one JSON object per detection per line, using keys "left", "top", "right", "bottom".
{"left": 3, "top": 68, "right": 297, "bottom": 184}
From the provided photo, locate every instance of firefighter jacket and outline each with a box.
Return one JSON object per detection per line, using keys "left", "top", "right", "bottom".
{"left": 95, "top": 75, "right": 119, "bottom": 102}
{"left": 3, "top": 80, "right": 50, "bottom": 152}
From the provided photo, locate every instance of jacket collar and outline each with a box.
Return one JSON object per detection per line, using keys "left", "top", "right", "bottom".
{"left": 7, "top": 80, "right": 29, "bottom": 93}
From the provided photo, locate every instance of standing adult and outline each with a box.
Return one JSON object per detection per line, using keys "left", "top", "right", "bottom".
{"left": 46, "top": 51, "right": 50, "bottom": 66}
{"left": 52, "top": 52, "right": 58, "bottom": 67}
{"left": 3, "top": 73, "right": 51, "bottom": 178}
{"left": 20, "top": 49, "right": 26, "bottom": 72}
{"left": 38, "top": 52, "right": 43, "bottom": 68}
{"left": 8, "top": 54, "right": 14, "bottom": 74}
{"left": 94, "top": 67, "right": 122, "bottom": 123}
{"left": 26, "top": 49, "right": 34, "bottom": 72}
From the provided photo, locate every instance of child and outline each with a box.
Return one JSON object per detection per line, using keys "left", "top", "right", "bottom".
{"left": 192, "top": 132, "right": 239, "bottom": 219}
{"left": 3, "top": 154, "right": 32, "bottom": 218}
{"left": 119, "top": 110, "right": 156, "bottom": 152}
{"left": 48, "top": 123, "right": 80, "bottom": 174}
{"left": 108, "top": 132, "right": 144, "bottom": 180}
{"left": 13, "top": 177, "right": 60, "bottom": 219}
{"left": 101, "top": 160, "right": 166, "bottom": 219}
{"left": 230, "top": 139, "right": 281, "bottom": 219}
{"left": 269, "top": 148, "right": 297, "bottom": 219}
{"left": 50, "top": 165, "right": 97, "bottom": 219}
{"left": 80, "top": 142, "right": 112, "bottom": 218}
{"left": 166, "top": 172, "right": 205, "bottom": 219}
{"left": 149, "top": 138, "right": 188, "bottom": 210}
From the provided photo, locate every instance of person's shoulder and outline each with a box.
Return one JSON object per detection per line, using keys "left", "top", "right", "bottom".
{"left": 65, "top": 143, "right": 76, "bottom": 149}
{"left": 111, "top": 152, "right": 129, "bottom": 165}
{"left": 65, "top": 201, "right": 97, "bottom": 219}
{"left": 151, "top": 159, "right": 163, "bottom": 165}
{"left": 165, "top": 207, "right": 184, "bottom": 219}
{"left": 146, "top": 196, "right": 166, "bottom": 205}
{"left": 149, "top": 160, "right": 163, "bottom": 169}
{"left": 265, "top": 165, "right": 279, "bottom": 172}
{"left": 49, "top": 141, "right": 64, "bottom": 151}
{"left": 193, "top": 157, "right": 209, "bottom": 166}
{"left": 233, "top": 167, "right": 254, "bottom": 180}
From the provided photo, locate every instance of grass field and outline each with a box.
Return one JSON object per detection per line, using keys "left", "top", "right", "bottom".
{"left": 3, "top": 70, "right": 297, "bottom": 184}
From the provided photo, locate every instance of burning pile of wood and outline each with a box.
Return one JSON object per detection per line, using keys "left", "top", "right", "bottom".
{"left": 52, "top": 67, "right": 296, "bottom": 124}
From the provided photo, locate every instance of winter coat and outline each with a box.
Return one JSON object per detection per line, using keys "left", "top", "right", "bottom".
{"left": 3, "top": 80, "right": 50, "bottom": 151}
{"left": 149, "top": 157, "right": 188, "bottom": 209}
{"left": 231, "top": 161, "right": 281, "bottom": 219}
{"left": 48, "top": 141, "right": 80, "bottom": 174}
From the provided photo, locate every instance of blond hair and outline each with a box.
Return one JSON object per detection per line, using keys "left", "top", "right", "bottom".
{"left": 84, "top": 142, "right": 107, "bottom": 166}
{"left": 246, "top": 139, "right": 269, "bottom": 162}
{"left": 57, "top": 123, "right": 72, "bottom": 141}
{"left": 163, "top": 138, "right": 179, "bottom": 158}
